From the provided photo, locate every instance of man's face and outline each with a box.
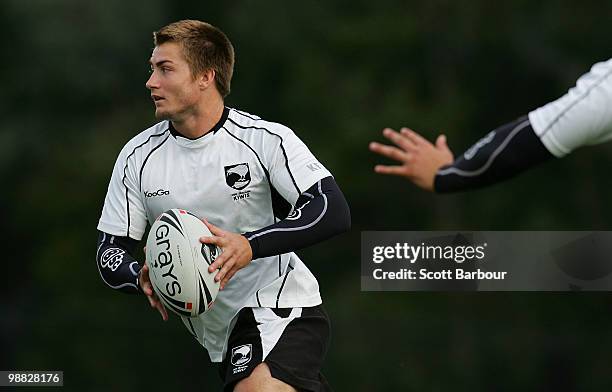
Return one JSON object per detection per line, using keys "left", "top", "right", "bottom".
{"left": 146, "top": 42, "right": 202, "bottom": 121}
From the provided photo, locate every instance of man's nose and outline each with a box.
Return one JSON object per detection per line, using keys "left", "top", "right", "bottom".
{"left": 146, "top": 72, "right": 158, "bottom": 90}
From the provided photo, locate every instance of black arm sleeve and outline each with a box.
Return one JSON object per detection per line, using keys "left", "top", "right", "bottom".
{"left": 96, "top": 231, "right": 142, "bottom": 294}
{"left": 434, "top": 116, "right": 555, "bottom": 193}
{"left": 244, "top": 176, "right": 351, "bottom": 259}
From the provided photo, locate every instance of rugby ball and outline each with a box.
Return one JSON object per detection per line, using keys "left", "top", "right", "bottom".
{"left": 145, "top": 209, "right": 220, "bottom": 317}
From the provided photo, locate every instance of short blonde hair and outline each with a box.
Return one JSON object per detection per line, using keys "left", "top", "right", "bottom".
{"left": 154, "top": 20, "right": 235, "bottom": 97}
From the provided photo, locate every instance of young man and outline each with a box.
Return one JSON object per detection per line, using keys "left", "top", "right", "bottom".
{"left": 96, "top": 20, "right": 350, "bottom": 391}
{"left": 369, "top": 58, "right": 612, "bottom": 193}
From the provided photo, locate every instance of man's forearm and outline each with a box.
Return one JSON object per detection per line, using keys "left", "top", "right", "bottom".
{"left": 434, "top": 116, "right": 554, "bottom": 193}
{"left": 96, "top": 231, "right": 142, "bottom": 294}
{"left": 245, "top": 176, "right": 351, "bottom": 259}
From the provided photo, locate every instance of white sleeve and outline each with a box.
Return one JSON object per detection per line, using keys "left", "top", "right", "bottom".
{"left": 265, "top": 125, "right": 332, "bottom": 205}
{"left": 97, "top": 142, "right": 148, "bottom": 240}
{"left": 528, "top": 58, "right": 612, "bottom": 157}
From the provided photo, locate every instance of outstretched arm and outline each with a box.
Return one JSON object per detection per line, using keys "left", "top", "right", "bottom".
{"left": 370, "top": 59, "right": 612, "bottom": 192}
{"left": 370, "top": 116, "right": 554, "bottom": 193}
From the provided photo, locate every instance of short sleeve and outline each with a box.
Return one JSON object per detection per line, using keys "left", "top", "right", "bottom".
{"left": 265, "top": 125, "right": 332, "bottom": 205}
{"left": 529, "top": 58, "right": 612, "bottom": 157}
{"left": 97, "top": 142, "right": 148, "bottom": 240}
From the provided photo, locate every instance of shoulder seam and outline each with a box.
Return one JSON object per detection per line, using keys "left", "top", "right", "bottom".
{"left": 230, "top": 108, "right": 262, "bottom": 122}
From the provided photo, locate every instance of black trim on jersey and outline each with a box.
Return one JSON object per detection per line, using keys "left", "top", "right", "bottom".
{"left": 231, "top": 108, "right": 261, "bottom": 122}
{"left": 227, "top": 117, "right": 301, "bottom": 196}
{"left": 276, "top": 264, "right": 295, "bottom": 307}
{"left": 168, "top": 107, "right": 230, "bottom": 139}
{"left": 256, "top": 290, "right": 262, "bottom": 307}
{"left": 434, "top": 116, "right": 554, "bottom": 193}
{"left": 278, "top": 254, "right": 282, "bottom": 277}
{"left": 96, "top": 231, "right": 142, "bottom": 294}
{"left": 139, "top": 133, "right": 170, "bottom": 191}
{"left": 223, "top": 125, "right": 295, "bottom": 234}
{"left": 245, "top": 176, "right": 351, "bottom": 260}
{"left": 223, "top": 124, "right": 288, "bottom": 236}
{"left": 122, "top": 129, "right": 169, "bottom": 238}
{"left": 276, "top": 268, "right": 292, "bottom": 308}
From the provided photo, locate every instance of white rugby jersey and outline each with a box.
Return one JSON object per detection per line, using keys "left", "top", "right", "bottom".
{"left": 98, "top": 107, "right": 332, "bottom": 362}
{"left": 529, "top": 58, "right": 612, "bottom": 157}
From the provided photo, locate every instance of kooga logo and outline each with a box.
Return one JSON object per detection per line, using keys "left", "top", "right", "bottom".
{"left": 145, "top": 189, "right": 170, "bottom": 198}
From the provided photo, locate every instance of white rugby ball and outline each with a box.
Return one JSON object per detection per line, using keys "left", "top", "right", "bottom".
{"left": 145, "top": 209, "right": 220, "bottom": 317}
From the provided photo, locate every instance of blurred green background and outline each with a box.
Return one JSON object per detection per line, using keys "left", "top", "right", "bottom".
{"left": 2, "top": 0, "right": 612, "bottom": 390}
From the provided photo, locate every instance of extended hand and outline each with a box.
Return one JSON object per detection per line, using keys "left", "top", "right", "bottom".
{"left": 369, "top": 127, "right": 454, "bottom": 191}
{"left": 200, "top": 220, "right": 253, "bottom": 290}
{"left": 138, "top": 263, "right": 169, "bottom": 321}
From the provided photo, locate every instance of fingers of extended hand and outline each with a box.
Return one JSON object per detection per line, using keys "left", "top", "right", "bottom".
{"left": 374, "top": 164, "right": 412, "bottom": 177}
{"left": 369, "top": 142, "right": 411, "bottom": 163}
{"left": 382, "top": 128, "right": 418, "bottom": 150}
{"left": 400, "top": 127, "right": 429, "bottom": 145}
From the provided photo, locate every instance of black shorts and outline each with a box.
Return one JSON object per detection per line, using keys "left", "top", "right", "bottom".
{"left": 219, "top": 305, "right": 332, "bottom": 392}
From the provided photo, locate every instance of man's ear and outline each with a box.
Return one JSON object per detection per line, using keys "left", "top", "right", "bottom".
{"left": 198, "top": 69, "right": 216, "bottom": 90}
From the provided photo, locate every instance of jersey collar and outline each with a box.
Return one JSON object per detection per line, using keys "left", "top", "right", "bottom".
{"left": 168, "top": 107, "right": 229, "bottom": 148}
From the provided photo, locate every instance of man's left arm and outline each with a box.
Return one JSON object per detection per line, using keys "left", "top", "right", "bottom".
{"left": 246, "top": 176, "right": 350, "bottom": 258}
{"left": 201, "top": 176, "right": 350, "bottom": 289}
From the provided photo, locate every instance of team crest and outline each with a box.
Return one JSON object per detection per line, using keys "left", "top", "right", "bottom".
{"left": 224, "top": 163, "right": 251, "bottom": 190}
{"left": 231, "top": 344, "right": 252, "bottom": 366}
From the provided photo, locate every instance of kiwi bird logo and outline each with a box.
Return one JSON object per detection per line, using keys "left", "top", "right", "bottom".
{"left": 231, "top": 344, "right": 252, "bottom": 366}
{"left": 224, "top": 163, "right": 251, "bottom": 190}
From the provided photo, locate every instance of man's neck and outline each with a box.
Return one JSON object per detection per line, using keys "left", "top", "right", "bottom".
{"left": 171, "top": 96, "right": 225, "bottom": 139}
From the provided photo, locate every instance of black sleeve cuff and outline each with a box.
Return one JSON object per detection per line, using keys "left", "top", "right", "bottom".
{"left": 245, "top": 176, "right": 350, "bottom": 259}
{"left": 434, "top": 116, "right": 554, "bottom": 193}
